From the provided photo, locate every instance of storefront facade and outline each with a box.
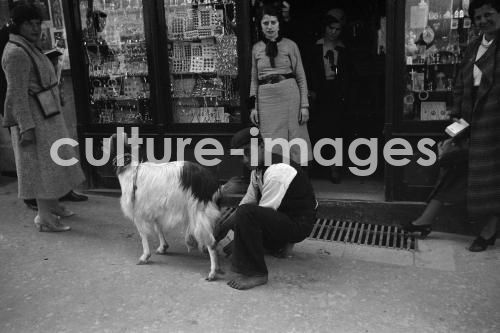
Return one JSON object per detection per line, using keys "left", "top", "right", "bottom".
{"left": 60, "top": 0, "right": 251, "bottom": 188}
{"left": 0, "top": 0, "right": 473, "bottom": 203}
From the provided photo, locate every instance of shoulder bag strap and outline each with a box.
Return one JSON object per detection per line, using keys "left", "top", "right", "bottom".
{"left": 7, "top": 40, "right": 57, "bottom": 91}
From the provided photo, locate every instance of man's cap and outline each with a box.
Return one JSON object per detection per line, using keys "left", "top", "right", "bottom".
{"left": 231, "top": 127, "right": 261, "bottom": 149}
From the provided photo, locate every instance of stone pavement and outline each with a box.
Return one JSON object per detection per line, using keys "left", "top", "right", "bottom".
{"left": 0, "top": 176, "right": 499, "bottom": 333}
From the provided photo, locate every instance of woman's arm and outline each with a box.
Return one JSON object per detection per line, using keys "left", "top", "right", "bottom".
{"left": 249, "top": 44, "right": 259, "bottom": 110}
{"left": 2, "top": 48, "right": 35, "bottom": 134}
{"left": 289, "top": 40, "right": 309, "bottom": 108}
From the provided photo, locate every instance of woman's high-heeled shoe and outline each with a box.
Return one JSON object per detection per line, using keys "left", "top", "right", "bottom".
{"left": 401, "top": 222, "right": 432, "bottom": 239}
{"left": 51, "top": 206, "right": 75, "bottom": 218}
{"left": 469, "top": 233, "right": 497, "bottom": 252}
{"left": 34, "top": 215, "right": 71, "bottom": 232}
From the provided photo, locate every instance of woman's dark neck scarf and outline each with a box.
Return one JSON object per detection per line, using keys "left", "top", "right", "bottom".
{"left": 263, "top": 35, "right": 283, "bottom": 68}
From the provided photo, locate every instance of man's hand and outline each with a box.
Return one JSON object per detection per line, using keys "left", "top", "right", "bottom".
{"left": 298, "top": 107, "right": 309, "bottom": 125}
{"left": 250, "top": 109, "right": 259, "bottom": 126}
{"left": 20, "top": 129, "right": 35, "bottom": 146}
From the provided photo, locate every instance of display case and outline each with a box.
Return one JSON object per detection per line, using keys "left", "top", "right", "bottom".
{"left": 62, "top": 0, "right": 251, "bottom": 188}
{"left": 165, "top": 0, "right": 242, "bottom": 124}
{"left": 385, "top": 0, "right": 477, "bottom": 201}
{"left": 64, "top": 0, "right": 249, "bottom": 128}
{"left": 401, "top": 0, "right": 479, "bottom": 123}
{"left": 81, "top": 0, "right": 152, "bottom": 125}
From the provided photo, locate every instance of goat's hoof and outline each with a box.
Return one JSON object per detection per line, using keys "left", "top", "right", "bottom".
{"left": 205, "top": 272, "right": 217, "bottom": 281}
{"left": 156, "top": 244, "right": 169, "bottom": 254}
{"left": 137, "top": 254, "right": 151, "bottom": 265}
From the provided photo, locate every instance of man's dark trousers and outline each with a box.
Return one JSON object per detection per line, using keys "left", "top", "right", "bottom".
{"left": 229, "top": 204, "right": 315, "bottom": 276}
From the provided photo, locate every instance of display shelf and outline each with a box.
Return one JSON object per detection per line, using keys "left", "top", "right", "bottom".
{"left": 406, "top": 62, "right": 458, "bottom": 67}
{"left": 400, "top": 0, "right": 479, "bottom": 124}
{"left": 171, "top": 71, "right": 218, "bottom": 75}
{"left": 168, "top": 35, "right": 218, "bottom": 42}
{"left": 89, "top": 73, "right": 149, "bottom": 79}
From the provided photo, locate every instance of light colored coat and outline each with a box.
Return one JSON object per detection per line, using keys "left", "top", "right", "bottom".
{"left": 2, "top": 34, "right": 84, "bottom": 199}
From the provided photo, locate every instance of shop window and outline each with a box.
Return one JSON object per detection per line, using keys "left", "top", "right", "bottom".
{"left": 164, "top": 0, "right": 241, "bottom": 124}
{"left": 403, "top": 0, "right": 479, "bottom": 121}
{"left": 79, "top": 0, "right": 153, "bottom": 124}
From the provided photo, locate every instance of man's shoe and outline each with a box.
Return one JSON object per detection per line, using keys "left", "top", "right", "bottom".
{"left": 24, "top": 199, "right": 38, "bottom": 211}
{"left": 59, "top": 190, "right": 88, "bottom": 202}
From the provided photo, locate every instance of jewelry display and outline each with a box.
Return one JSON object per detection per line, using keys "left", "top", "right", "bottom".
{"left": 82, "top": 0, "right": 151, "bottom": 124}
{"left": 166, "top": 0, "right": 239, "bottom": 123}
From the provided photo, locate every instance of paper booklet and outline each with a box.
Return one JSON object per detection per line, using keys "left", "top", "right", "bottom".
{"left": 445, "top": 118, "right": 469, "bottom": 138}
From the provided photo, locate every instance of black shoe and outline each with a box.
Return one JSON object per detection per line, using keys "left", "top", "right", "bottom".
{"left": 59, "top": 190, "right": 88, "bottom": 202}
{"left": 469, "top": 233, "right": 496, "bottom": 252}
{"left": 24, "top": 199, "right": 38, "bottom": 211}
{"left": 401, "top": 222, "right": 432, "bottom": 239}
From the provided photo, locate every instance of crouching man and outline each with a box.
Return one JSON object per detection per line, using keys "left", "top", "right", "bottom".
{"left": 221, "top": 127, "right": 318, "bottom": 290}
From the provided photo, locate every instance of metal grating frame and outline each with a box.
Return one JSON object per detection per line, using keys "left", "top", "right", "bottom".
{"left": 217, "top": 208, "right": 417, "bottom": 251}
{"left": 308, "top": 218, "right": 417, "bottom": 251}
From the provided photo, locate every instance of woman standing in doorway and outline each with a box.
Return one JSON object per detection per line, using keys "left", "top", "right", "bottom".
{"left": 306, "top": 8, "right": 352, "bottom": 183}
{"left": 248, "top": 4, "right": 312, "bottom": 165}
{"left": 2, "top": 4, "right": 85, "bottom": 232}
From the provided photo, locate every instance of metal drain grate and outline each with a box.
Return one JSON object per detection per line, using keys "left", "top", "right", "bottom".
{"left": 218, "top": 208, "right": 417, "bottom": 251}
{"left": 309, "top": 218, "right": 417, "bottom": 251}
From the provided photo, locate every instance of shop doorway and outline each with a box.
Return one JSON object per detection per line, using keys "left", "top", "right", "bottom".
{"left": 285, "top": 0, "right": 387, "bottom": 200}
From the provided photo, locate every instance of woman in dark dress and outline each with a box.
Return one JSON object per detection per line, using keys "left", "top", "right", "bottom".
{"left": 307, "top": 9, "right": 352, "bottom": 183}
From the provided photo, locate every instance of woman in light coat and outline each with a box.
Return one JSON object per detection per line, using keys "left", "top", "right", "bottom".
{"left": 2, "top": 4, "right": 85, "bottom": 232}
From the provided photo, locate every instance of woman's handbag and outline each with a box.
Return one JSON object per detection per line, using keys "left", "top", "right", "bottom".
{"left": 437, "top": 137, "right": 469, "bottom": 167}
{"left": 31, "top": 83, "right": 60, "bottom": 118}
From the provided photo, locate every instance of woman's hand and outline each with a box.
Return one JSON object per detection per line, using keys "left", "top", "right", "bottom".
{"left": 20, "top": 129, "right": 35, "bottom": 146}
{"left": 250, "top": 109, "right": 259, "bottom": 126}
{"left": 298, "top": 107, "right": 309, "bottom": 125}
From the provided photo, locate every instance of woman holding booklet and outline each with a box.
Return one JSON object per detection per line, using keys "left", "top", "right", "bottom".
{"left": 403, "top": 0, "right": 500, "bottom": 252}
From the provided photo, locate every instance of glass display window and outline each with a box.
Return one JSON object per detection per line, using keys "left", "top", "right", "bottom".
{"left": 402, "top": 0, "right": 480, "bottom": 121}
{"left": 79, "top": 0, "right": 152, "bottom": 124}
{"left": 164, "top": 0, "right": 241, "bottom": 124}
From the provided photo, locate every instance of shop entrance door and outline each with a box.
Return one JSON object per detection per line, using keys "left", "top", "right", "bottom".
{"left": 280, "top": 0, "right": 387, "bottom": 200}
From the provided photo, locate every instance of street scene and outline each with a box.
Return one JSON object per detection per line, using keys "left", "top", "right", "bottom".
{"left": 1, "top": 175, "right": 499, "bottom": 332}
{"left": 1, "top": 0, "right": 500, "bottom": 331}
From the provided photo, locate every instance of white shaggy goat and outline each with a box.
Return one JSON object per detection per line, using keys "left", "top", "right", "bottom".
{"left": 104, "top": 134, "right": 223, "bottom": 281}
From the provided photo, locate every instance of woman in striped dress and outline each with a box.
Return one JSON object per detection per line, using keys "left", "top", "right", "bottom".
{"left": 450, "top": 0, "right": 500, "bottom": 251}
{"left": 248, "top": 4, "right": 312, "bottom": 166}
